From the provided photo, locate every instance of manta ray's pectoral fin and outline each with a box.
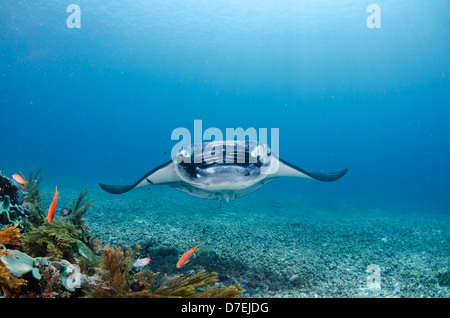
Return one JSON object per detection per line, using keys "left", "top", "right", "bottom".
{"left": 99, "top": 160, "right": 182, "bottom": 194}
{"left": 99, "top": 183, "right": 136, "bottom": 194}
{"left": 271, "top": 157, "right": 348, "bottom": 182}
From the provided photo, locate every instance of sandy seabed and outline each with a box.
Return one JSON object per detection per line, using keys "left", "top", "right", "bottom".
{"left": 48, "top": 183, "right": 450, "bottom": 298}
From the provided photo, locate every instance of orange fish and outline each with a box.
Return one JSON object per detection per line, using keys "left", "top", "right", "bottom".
{"left": 47, "top": 186, "right": 58, "bottom": 223}
{"left": 12, "top": 174, "right": 27, "bottom": 186}
{"left": 176, "top": 245, "right": 199, "bottom": 268}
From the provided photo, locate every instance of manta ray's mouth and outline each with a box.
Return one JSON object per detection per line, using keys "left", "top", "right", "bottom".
{"left": 177, "top": 140, "right": 269, "bottom": 168}
{"left": 176, "top": 141, "right": 270, "bottom": 181}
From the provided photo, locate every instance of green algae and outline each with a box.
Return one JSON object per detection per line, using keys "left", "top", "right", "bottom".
{"left": 23, "top": 220, "right": 82, "bottom": 260}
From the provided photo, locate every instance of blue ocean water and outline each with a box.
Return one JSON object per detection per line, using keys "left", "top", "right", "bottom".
{"left": 1, "top": 0, "right": 449, "bottom": 214}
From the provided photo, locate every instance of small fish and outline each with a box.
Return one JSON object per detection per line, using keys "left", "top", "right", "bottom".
{"left": 12, "top": 174, "right": 27, "bottom": 187}
{"left": 47, "top": 186, "right": 58, "bottom": 223}
{"left": 176, "top": 245, "right": 199, "bottom": 268}
{"left": 133, "top": 254, "right": 151, "bottom": 268}
{"left": 60, "top": 208, "right": 72, "bottom": 216}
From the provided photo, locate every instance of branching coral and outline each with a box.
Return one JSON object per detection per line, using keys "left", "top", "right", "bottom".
{"left": 86, "top": 244, "right": 139, "bottom": 297}
{"left": 22, "top": 168, "right": 43, "bottom": 206}
{"left": 37, "top": 263, "right": 71, "bottom": 298}
{"left": 86, "top": 245, "right": 244, "bottom": 298}
{"left": 39, "top": 264, "right": 62, "bottom": 297}
{"left": 23, "top": 220, "right": 82, "bottom": 260}
{"left": 14, "top": 168, "right": 46, "bottom": 229}
{"left": 68, "top": 190, "right": 92, "bottom": 224}
{"left": 67, "top": 190, "right": 92, "bottom": 243}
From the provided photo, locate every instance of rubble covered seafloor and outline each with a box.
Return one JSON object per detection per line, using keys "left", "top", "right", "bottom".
{"left": 83, "top": 183, "right": 450, "bottom": 298}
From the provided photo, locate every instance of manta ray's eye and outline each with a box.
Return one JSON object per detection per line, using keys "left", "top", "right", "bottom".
{"left": 180, "top": 147, "right": 191, "bottom": 158}
{"left": 251, "top": 145, "right": 271, "bottom": 159}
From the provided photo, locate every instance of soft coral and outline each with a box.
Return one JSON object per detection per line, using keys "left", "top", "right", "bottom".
{"left": 0, "top": 224, "right": 27, "bottom": 295}
{"left": 0, "top": 224, "right": 23, "bottom": 247}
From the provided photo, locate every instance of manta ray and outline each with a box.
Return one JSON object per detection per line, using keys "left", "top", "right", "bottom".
{"left": 99, "top": 140, "right": 347, "bottom": 201}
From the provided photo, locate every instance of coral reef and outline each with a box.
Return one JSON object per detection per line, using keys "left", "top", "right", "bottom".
{"left": 74, "top": 239, "right": 101, "bottom": 274}
{"left": 38, "top": 263, "right": 67, "bottom": 297}
{"left": 68, "top": 190, "right": 92, "bottom": 224}
{"left": 1, "top": 249, "right": 43, "bottom": 280}
{"left": 20, "top": 168, "right": 46, "bottom": 229}
{"left": 0, "top": 176, "right": 104, "bottom": 297}
{"left": 0, "top": 195, "right": 29, "bottom": 229}
{"left": 0, "top": 224, "right": 86, "bottom": 295}
{"left": 0, "top": 199, "right": 30, "bottom": 229}
{"left": 0, "top": 173, "right": 20, "bottom": 205}
{"left": 66, "top": 190, "right": 92, "bottom": 242}
{"left": 0, "top": 225, "right": 28, "bottom": 295}
{"left": 23, "top": 190, "right": 95, "bottom": 262}
{"left": 0, "top": 254, "right": 28, "bottom": 296}
{"left": 22, "top": 168, "right": 43, "bottom": 206}
{"left": 1, "top": 170, "right": 34, "bottom": 221}
{"left": 0, "top": 224, "right": 23, "bottom": 247}
{"left": 1, "top": 248, "right": 85, "bottom": 293}
{"left": 88, "top": 237, "right": 103, "bottom": 254}
{"left": 86, "top": 245, "right": 243, "bottom": 298}
{"left": 23, "top": 220, "right": 82, "bottom": 260}
{"left": 130, "top": 269, "right": 244, "bottom": 298}
{"left": 1, "top": 168, "right": 244, "bottom": 298}
{"left": 0, "top": 170, "right": 44, "bottom": 230}
{"left": 86, "top": 244, "right": 138, "bottom": 297}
